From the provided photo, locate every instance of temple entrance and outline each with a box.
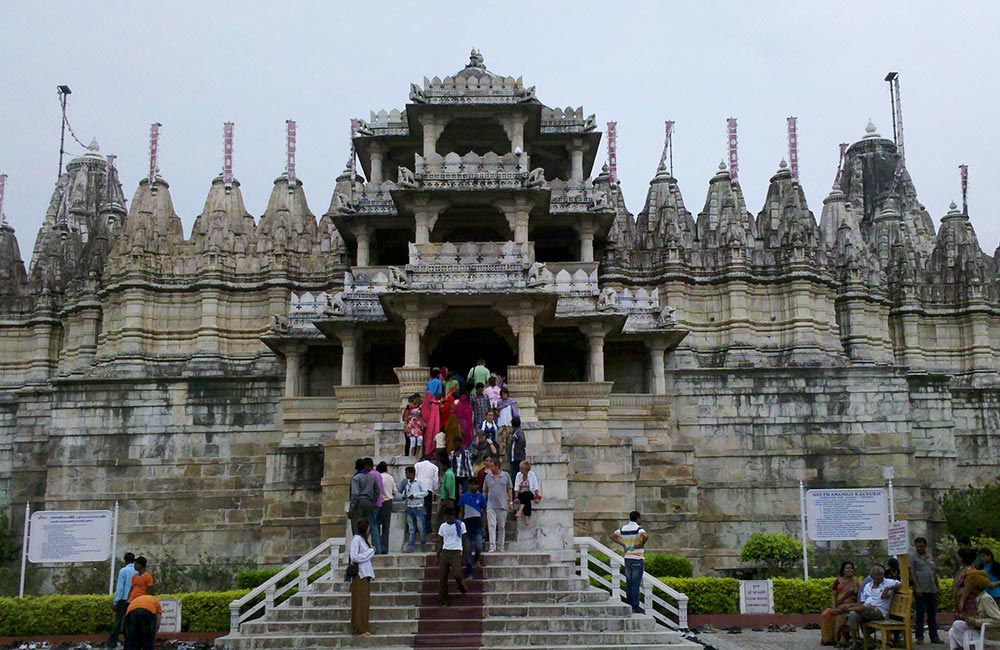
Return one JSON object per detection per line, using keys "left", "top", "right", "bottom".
{"left": 428, "top": 327, "right": 516, "bottom": 381}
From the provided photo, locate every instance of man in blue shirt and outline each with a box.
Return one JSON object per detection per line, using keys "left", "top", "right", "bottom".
{"left": 425, "top": 368, "right": 444, "bottom": 398}
{"left": 458, "top": 477, "right": 488, "bottom": 577}
{"left": 105, "top": 551, "right": 137, "bottom": 648}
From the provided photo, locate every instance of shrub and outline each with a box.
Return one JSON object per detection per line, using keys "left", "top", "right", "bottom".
{"left": 0, "top": 591, "right": 250, "bottom": 635}
{"left": 940, "top": 481, "right": 1000, "bottom": 539}
{"left": 235, "top": 568, "right": 283, "bottom": 590}
{"left": 739, "top": 532, "right": 810, "bottom": 578}
{"left": 645, "top": 553, "right": 694, "bottom": 578}
{"left": 660, "top": 577, "right": 740, "bottom": 614}
{"left": 772, "top": 577, "right": 835, "bottom": 613}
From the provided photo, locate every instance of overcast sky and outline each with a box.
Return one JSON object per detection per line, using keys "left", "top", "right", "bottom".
{"left": 2, "top": 1, "right": 997, "bottom": 261}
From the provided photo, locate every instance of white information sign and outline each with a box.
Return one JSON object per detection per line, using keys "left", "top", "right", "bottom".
{"left": 159, "top": 599, "right": 182, "bottom": 633}
{"left": 27, "top": 510, "right": 113, "bottom": 563}
{"left": 887, "top": 520, "right": 909, "bottom": 556}
{"left": 739, "top": 579, "right": 774, "bottom": 614}
{"left": 806, "top": 489, "right": 888, "bottom": 541}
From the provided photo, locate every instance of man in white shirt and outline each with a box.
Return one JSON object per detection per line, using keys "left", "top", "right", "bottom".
{"left": 399, "top": 466, "right": 428, "bottom": 552}
{"left": 415, "top": 454, "right": 439, "bottom": 532}
{"left": 436, "top": 506, "right": 467, "bottom": 606}
{"left": 845, "top": 564, "right": 901, "bottom": 648}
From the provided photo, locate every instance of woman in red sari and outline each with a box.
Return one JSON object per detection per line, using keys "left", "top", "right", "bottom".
{"left": 420, "top": 391, "right": 441, "bottom": 457}
{"left": 820, "top": 561, "right": 859, "bottom": 646}
{"left": 456, "top": 394, "right": 474, "bottom": 447}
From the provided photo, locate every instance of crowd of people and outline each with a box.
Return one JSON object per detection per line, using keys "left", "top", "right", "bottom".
{"left": 105, "top": 552, "right": 161, "bottom": 650}
{"left": 819, "top": 535, "right": 1000, "bottom": 649}
{"left": 346, "top": 359, "right": 543, "bottom": 636}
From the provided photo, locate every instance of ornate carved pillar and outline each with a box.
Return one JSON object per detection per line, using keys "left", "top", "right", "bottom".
{"left": 505, "top": 312, "right": 536, "bottom": 366}
{"left": 500, "top": 111, "right": 527, "bottom": 154}
{"left": 581, "top": 322, "right": 612, "bottom": 382}
{"left": 369, "top": 142, "right": 384, "bottom": 186}
{"left": 332, "top": 325, "right": 359, "bottom": 386}
{"left": 576, "top": 216, "right": 597, "bottom": 263}
{"left": 351, "top": 224, "right": 374, "bottom": 267}
{"left": 495, "top": 197, "right": 531, "bottom": 244}
{"left": 410, "top": 197, "right": 448, "bottom": 245}
{"left": 646, "top": 339, "right": 667, "bottom": 395}
{"left": 568, "top": 138, "right": 587, "bottom": 185}
{"left": 418, "top": 115, "right": 449, "bottom": 158}
{"left": 404, "top": 317, "right": 429, "bottom": 366}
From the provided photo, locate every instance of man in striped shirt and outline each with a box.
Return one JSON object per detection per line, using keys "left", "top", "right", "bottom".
{"left": 610, "top": 510, "right": 649, "bottom": 615}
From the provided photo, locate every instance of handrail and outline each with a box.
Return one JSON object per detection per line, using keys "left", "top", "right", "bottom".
{"left": 228, "top": 537, "right": 345, "bottom": 637}
{"left": 574, "top": 536, "right": 688, "bottom": 630}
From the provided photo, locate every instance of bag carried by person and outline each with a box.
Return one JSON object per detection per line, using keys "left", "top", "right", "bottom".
{"left": 344, "top": 562, "right": 359, "bottom": 582}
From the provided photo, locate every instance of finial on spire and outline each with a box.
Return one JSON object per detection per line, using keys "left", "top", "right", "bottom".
{"left": 949, "top": 201, "right": 958, "bottom": 211}
{"left": 223, "top": 122, "right": 234, "bottom": 188}
{"left": 726, "top": 118, "right": 739, "bottom": 182}
{"left": 468, "top": 48, "right": 484, "bottom": 68}
{"left": 718, "top": 160, "right": 727, "bottom": 172}
{"left": 87, "top": 138, "right": 100, "bottom": 152}
{"left": 148, "top": 123, "right": 162, "bottom": 188}
{"left": 286, "top": 119, "right": 297, "bottom": 189}
{"left": 779, "top": 159, "right": 788, "bottom": 170}
{"left": 863, "top": 119, "right": 881, "bottom": 139}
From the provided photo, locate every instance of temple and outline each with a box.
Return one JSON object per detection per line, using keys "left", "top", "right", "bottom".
{"left": 1, "top": 51, "right": 999, "bottom": 569}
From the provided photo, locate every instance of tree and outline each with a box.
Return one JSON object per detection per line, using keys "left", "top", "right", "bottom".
{"left": 739, "top": 532, "right": 807, "bottom": 577}
{"left": 940, "top": 480, "right": 1000, "bottom": 540}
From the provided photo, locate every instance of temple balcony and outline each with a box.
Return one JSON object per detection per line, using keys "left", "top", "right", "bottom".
{"left": 539, "top": 106, "right": 597, "bottom": 134}
{"left": 403, "top": 151, "right": 544, "bottom": 192}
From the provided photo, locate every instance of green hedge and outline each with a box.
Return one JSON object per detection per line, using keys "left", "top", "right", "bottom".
{"left": 0, "top": 590, "right": 249, "bottom": 636}
{"left": 656, "top": 577, "right": 957, "bottom": 615}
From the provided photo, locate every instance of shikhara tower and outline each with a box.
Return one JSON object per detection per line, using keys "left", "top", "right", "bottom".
{"left": 0, "top": 51, "right": 997, "bottom": 568}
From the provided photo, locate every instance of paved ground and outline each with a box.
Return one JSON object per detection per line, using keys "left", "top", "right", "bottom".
{"left": 694, "top": 628, "right": 949, "bottom": 649}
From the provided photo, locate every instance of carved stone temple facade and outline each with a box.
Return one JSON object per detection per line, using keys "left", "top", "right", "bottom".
{"left": 2, "top": 52, "right": 999, "bottom": 569}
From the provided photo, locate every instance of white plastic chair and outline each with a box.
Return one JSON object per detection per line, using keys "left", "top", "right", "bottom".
{"left": 964, "top": 621, "right": 1000, "bottom": 650}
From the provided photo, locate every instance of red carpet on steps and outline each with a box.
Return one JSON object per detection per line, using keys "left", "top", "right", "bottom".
{"left": 413, "top": 553, "right": 484, "bottom": 650}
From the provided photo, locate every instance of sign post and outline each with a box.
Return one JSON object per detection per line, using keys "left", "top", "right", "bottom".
{"left": 108, "top": 501, "right": 119, "bottom": 594}
{"left": 18, "top": 503, "right": 29, "bottom": 598}
{"left": 799, "top": 481, "right": 809, "bottom": 580}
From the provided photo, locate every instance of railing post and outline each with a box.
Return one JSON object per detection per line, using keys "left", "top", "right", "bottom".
{"left": 229, "top": 604, "right": 240, "bottom": 637}
{"left": 298, "top": 560, "right": 310, "bottom": 592}
{"left": 643, "top": 578, "right": 653, "bottom": 615}
{"left": 679, "top": 595, "right": 689, "bottom": 629}
{"left": 265, "top": 585, "right": 275, "bottom": 616}
{"left": 578, "top": 541, "right": 589, "bottom": 579}
{"left": 611, "top": 557, "right": 622, "bottom": 603}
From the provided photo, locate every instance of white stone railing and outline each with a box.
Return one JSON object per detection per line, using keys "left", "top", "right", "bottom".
{"left": 416, "top": 151, "right": 524, "bottom": 175}
{"left": 227, "top": 537, "right": 344, "bottom": 637}
{"left": 408, "top": 241, "right": 533, "bottom": 266}
{"left": 548, "top": 180, "right": 613, "bottom": 213}
{"left": 575, "top": 536, "right": 688, "bottom": 630}
{"left": 355, "top": 108, "right": 409, "bottom": 136}
{"left": 536, "top": 263, "right": 599, "bottom": 294}
{"left": 540, "top": 106, "right": 597, "bottom": 133}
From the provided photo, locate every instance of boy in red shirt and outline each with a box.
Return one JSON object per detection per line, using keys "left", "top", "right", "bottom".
{"left": 128, "top": 556, "right": 153, "bottom": 600}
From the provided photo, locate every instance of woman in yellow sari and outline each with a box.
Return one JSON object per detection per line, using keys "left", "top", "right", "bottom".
{"left": 820, "top": 561, "right": 860, "bottom": 647}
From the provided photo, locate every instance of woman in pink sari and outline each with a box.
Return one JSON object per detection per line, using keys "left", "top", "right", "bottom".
{"left": 456, "top": 394, "right": 474, "bottom": 447}
{"left": 420, "top": 391, "right": 441, "bottom": 457}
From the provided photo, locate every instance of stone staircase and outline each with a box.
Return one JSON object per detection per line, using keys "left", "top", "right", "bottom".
{"left": 218, "top": 550, "right": 699, "bottom": 650}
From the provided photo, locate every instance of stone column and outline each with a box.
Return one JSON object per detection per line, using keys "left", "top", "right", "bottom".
{"left": 500, "top": 111, "right": 527, "bottom": 155}
{"left": 646, "top": 340, "right": 667, "bottom": 395}
{"left": 403, "top": 317, "right": 429, "bottom": 366}
{"left": 576, "top": 216, "right": 597, "bottom": 263}
{"left": 419, "top": 116, "right": 447, "bottom": 158}
{"left": 284, "top": 344, "right": 305, "bottom": 397}
{"left": 352, "top": 225, "right": 373, "bottom": 267}
{"left": 333, "top": 326, "right": 359, "bottom": 386}
{"left": 569, "top": 138, "right": 587, "bottom": 185}
{"left": 496, "top": 197, "right": 531, "bottom": 244}
{"left": 369, "top": 143, "right": 384, "bottom": 186}
{"left": 506, "top": 312, "right": 536, "bottom": 366}
{"left": 410, "top": 197, "right": 448, "bottom": 245}
{"left": 581, "top": 323, "right": 610, "bottom": 382}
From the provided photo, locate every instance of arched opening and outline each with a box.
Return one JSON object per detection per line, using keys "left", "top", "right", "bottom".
{"left": 424, "top": 307, "right": 517, "bottom": 380}
{"left": 431, "top": 206, "right": 511, "bottom": 243}
{"left": 436, "top": 118, "right": 511, "bottom": 157}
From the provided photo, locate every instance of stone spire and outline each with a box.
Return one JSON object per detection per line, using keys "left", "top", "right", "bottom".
{"left": 189, "top": 176, "right": 257, "bottom": 254}
{"left": 695, "top": 161, "right": 755, "bottom": 269}
{"left": 926, "top": 201, "right": 989, "bottom": 303}
{"left": 635, "top": 162, "right": 695, "bottom": 256}
{"left": 841, "top": 120, "right": 935, "bottom": 257}
{"left": 27, "top": 143, "right": 123, "bottom": 302}
{"left": 596, "top": 162, "right": 634, "bottom": 260}
{"left": 0, "top": 213, "right": 29, "bottom": 311}
{"left": 754, "top": 160, "right": 824, "bottom": 268}
{"left": 109, "top": 175, "right": 184, "bottom": 261}
{"left": 257, "top": 174, "right": 318, "bottom": 255}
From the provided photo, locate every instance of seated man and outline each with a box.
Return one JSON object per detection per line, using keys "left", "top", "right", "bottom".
{"left": 948, "top": 569, "right": 1000, "bottom": 650}
{"left": 844, "top": 564, "right": 900, "bottom": 649}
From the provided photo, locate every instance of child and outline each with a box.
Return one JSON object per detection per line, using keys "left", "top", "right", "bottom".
{"left": 479, "top": 410, "right": 498, "bottom": 446}
{"left": 402, "top": 393, "right": 424, "bottom": 457}
{"left": 514, "top": 460, "right": 540, "bottom": 526}
{"left": 484, "top": 376, "right": 501, "bottom": 406}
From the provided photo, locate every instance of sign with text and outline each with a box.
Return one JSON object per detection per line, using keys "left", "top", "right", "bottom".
{"left": 160, "top": 599, "right": 182, "bottom": 633}
{"left": 888, "top": 520, "right": 910, "bottom": 556}
{"left": 739, "top": 579, "right": 774, "bottom": 614}
{"left": 27, "top": 510, "right": 112, "bottom": 563}
{"left": 806, "top": 489, "right": 888, "bottom": 541}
